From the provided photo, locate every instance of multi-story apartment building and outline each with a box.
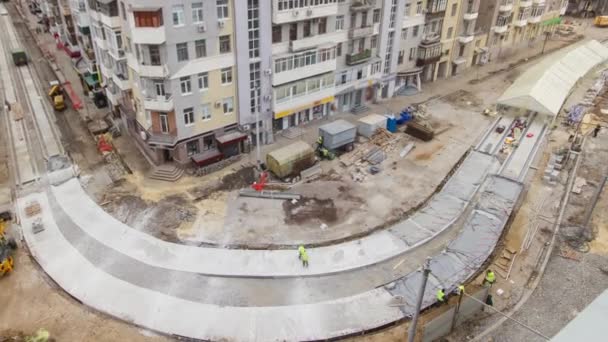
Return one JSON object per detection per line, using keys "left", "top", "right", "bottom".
{"left": 70, "top": 0, "right": 570, "bottom": 167}
{"left": 479, "top": 0, "right": 568, "bottom": 61}
{"left": 68, "top": 0, "right": 97, "bottom": 76}
{"left": 396, "top": 0, "right": 426, "bottom": 92}
{"left": 87, "top": 0, "right": 244, "bottom": 165}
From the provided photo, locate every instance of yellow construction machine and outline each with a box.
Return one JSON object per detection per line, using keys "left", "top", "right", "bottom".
{"left": 594, "top": 15, "right": 608, "bottom": 27}
{"left": 48, "top": 80, "right": 66, "bottom": 111}
{"left": 0, "top": 218, "right": 16, "bottom": 276}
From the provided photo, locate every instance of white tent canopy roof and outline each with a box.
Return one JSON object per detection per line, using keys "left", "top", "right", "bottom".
{"left": 497, "top": 40, "right": 608, "bottom": 116}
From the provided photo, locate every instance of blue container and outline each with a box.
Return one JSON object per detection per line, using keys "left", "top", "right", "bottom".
{"left": 387, "top": 118, "right": 397, "bottom": 133}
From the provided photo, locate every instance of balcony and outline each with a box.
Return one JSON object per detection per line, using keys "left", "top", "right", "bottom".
{"left": 416, "top": 42, "right": 442, "bottom": 67}
{"left": 519, "top": 0, "right": 532, "bottom": 7}
{"left": 420, "top": 33, "right": 441, "bottom": 46}
{"left": 349, "top": 25, "right": 373, "bottom": 39}
{"left": 346, "top": 49, "right": 372, "bottom": 65}
{"left": 143, "top": 94, "right": 174, "bottom": 112}
{"left": 290, "top": 31, "right": 342, "bottom": 52}
{"left": 273, "top": 57, "right": 336, "bottom": 86}
{"left": 351, "top": 0, "right": 375, "bottom": 12}
{"left": 494, "top": 24, "right": 509, "bottom": 33}
{"left": 273, "top": 2, "right": 338, "bottom": 25}
{"left": 112, "top": 73, "right": 131, "bottom": 91}
{"left": 513, "top": 18, "right": 528, "bottom": 27}
{"left": 105, "top": 88, "right": 121, "bottom": 106}
{"left": 99, "top": 12, "right": 120, "bottom": 28}
{"left": 499, "top": 1, "right": 514, "bottom": 12}
{"left": 532, "top": 0, "right": 545, "bottom": 4}
{"left": 148, "top": 132, "right": 178, "bottom": 146}
{"left": 529, "top": 13, "right": 542, "bottom": 23}
{"left": 131, "top": 26, "right": 166, "bottom": 45}
{"left": 458, "top": 34, "right": 474, "bottom": 44}
{"left": 463, "top": 11, "right": 479, "bottom": 20}
{"left": 127, "top": 53, "right": 169, "bottom": 78}
{"left": 427, "top": 0, "right": 448, "bottom": 16}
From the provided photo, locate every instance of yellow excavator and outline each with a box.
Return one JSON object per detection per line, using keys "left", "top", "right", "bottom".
{"left": 0, "top": 217, "right": 16, "bottom": 276}
{"left": 48, "top": 80, "right": 66, "bottom": 111}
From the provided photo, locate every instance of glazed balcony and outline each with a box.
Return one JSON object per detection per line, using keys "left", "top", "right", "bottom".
{"left": 345, "top": 49, "right": 371, "bottom": 65}
{"left": 349, "top": 25, "right": 373, "bottom": 39}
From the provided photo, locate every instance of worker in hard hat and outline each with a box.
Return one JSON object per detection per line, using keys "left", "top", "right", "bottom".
{"left": 455, "top": 284, "right": 465, "bottom": 296}
{"left": 436, "top": 288, "right": 447, "bottom": 306}
{"left": 483, "top": 269, "right": 496, "bottom": 287}
{"left": 298, "top": 245, "right": 309, "bottom": 267}
{"left": 316, "top": 136, "right": 323, "bottom": 147}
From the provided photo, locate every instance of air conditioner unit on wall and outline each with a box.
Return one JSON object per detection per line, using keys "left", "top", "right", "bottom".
{"left": 218, "top": 21, "right": 225, "bottom": 28}
{"left": 214, "top": 101, "right": 222, "bottom": 108}
{"left": 306, "top": 9, "right": 313, "bottom": 16}
{"left": 292, "top": 10, "right": 299, "bottom": 17}
{"left": 197, "top": 23, "right": 206, "bottom": 32}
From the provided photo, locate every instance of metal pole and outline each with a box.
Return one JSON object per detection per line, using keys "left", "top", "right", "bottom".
{"left": 541, "top": 31, "right": 550, "bottom": 54}
{"left": 255, "top": 109, "right": 261, "bottom": 169}
{"left": 450, "top": 288, "right": 464, "bottom": 333}
{"left": 407, "top": 257, "right": 431, "bottom": 342}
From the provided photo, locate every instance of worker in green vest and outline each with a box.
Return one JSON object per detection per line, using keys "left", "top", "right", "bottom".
{"left": 298, "top": 245, "right": 309, "bottom": 267}
{"left": 456, "top": 284, "right": 465, "bottom": 296}
{"left": 436, "top": 288, "right": 447, "bottom": 305}
{"left": 316, "top": 136, "right": 324, "bottom": 147}
{"left": 483, "top": 269, "right": 496, "bottom": 286}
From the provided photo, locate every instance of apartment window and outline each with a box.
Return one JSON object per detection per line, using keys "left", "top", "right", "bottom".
{"left": 459, "top": 44, "right": 465, "bottom": 57}
{"left": 180, "top": 76, "right": 192, "bottom": 94}
{"left": 219, "top": 35, "right": 231, "bottom": 53}
{"left": 176, "top": 43, "right": 188, "bottom": 62}
{"left": 373, "top": 9, "right": 380, "bottom": 23}
{"left": 401, "top": 28, "right": 408, "bottom": 39}
{"left": 361, "top": 11, "right": 368, "bottom": 27}
{"left": 337, "top": 42, "right": 342, "bottom": 56}
{"left": 248, "top": 0, "right": 260, "bottom": 58}
{"left": 451, "top": 3, "right": 457, "bottom": 16}
{"left": 416, "top": 1, "right": 422, "bottom": 14}
{"left": 201, "top": 103, "right": 211, "bottom": 121}
{"left": 221, "top": 67, "right": 233, "bottom": 84}
{"left": 357, "top": 69, "right": 363, "bottom": 80}
{"left": 303, "top": 20, "right": 311, "bottom": 38}
{"left": 159, "top": 113, "right": 168, "bottom": 133}
{"left": 217, "top": 0, "right": 229, "bottom": 19}
{"left": 272, "top": 25, "right": 282, "bottom": 43}
{"left": 198, "top": 72, "right": 208, "bottom": 90}
{"left": 249, "top": 62, "right": 261, "bottom": 114}
{"left": 336, "top": 15, "right": 344, "bottom": 30}
{"left": 289, "top": 23, "right": 298, "bottom": 40}
{"left": 404, "top": 3, "right": 410, "bottom": 16}
{"left": 149, "top": 45, "right": 161, "bottom": 65}
{"left": 412, "top": 25, "right": 419, "bottom": 37}
{"left": 398, "top": 50, "right": 404, "bottom": 64}
{"left": 318, "top": 17, "right": 327, "bottom": 34}
{"left": 192, "top": 2, "right": 204, "bottom": 23}
{"left": 154, "top": 81, "right": 165, "bottom": 96}
{"left": 120, "top": 2, "right": 126, "bottom": 20}
{"left": 183, "top": 107, "right": 194, "bottom": 125}
{"left": 371, "top": 35, "right": 377, "bottom": 48}
{"left": 350, "top": 13, "right": 356, "bottom": 28}
{"left": 337, "top": 71, "right": 347, "bottom": 85}
{"left": 409, "top": 47, "right": 417, "bottom": 60}
{"left": 222, "top": 97, "right": 234, "bottom": 114}
{"left": 187, "top": 140, "right": 199, "bottom": 156}
{"left": 172, "top": 5, "right": 184, "bottom": 26}
{"left": 358, "top": 38, "right": 365, "bottom": 51}
{"left": 195, "top": 39, "right": 207, "bottom": 58}
{"left": 447, "top": 27, "right": 453, "bottom": 39}
{"left": 372, "top": 61, "right": 381, "bottom": 74}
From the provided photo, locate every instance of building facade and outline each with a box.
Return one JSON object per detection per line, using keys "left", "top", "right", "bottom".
{"left": 69, "top": 0, "right": 570, "bottom": 167}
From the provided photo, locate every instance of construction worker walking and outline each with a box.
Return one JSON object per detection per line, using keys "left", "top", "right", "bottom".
{"left": 483, "top": 269, "right": 496, "bottom": 287}
{"left": 298, "top": 245, "right": 309, "bottom": 268}
{"left": 436, "top": 288, "right": 447, "bottom": 306}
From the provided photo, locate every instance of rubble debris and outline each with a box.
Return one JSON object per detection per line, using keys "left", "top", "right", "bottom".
{"left": 399, "top": 142, "right": 416, "bottom": 158}
{"left": 571, "top": 177, "right": 587, "bottom": 194}
{"left": 283, "top": 197, "right": 337, "bottom": 224}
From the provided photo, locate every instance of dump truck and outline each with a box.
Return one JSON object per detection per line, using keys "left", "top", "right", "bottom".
{"left": 48, "top": 80, "right": 66, "bottom": 111}
{"left": 266, "top": 141, "right": 315, "bottom": 179}
{"left": 594, "top": 15, "right": 608, "bottom": 27}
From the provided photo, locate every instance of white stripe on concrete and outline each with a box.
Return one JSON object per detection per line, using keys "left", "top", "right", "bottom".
{"left": 19, "top": 191, "right": 403, "bottom": 341}
{"left": 52, "top": 178, "right": 408, "bottom": 278}
{"left": 2, "top": 15, "right": 61, "bottom": 157}
{"left": 0, "top": 25, "right": 37, "bottom": 185}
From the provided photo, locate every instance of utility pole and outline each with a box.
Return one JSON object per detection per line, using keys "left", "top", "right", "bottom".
{"left": 255, "top": 109, "right": 261, "bottom": 169}
{"left": 541, "top": 31, "right": 551, "bottom": 54}
{"left": 407, "top": 257, "right": 431, "bottom": 342}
